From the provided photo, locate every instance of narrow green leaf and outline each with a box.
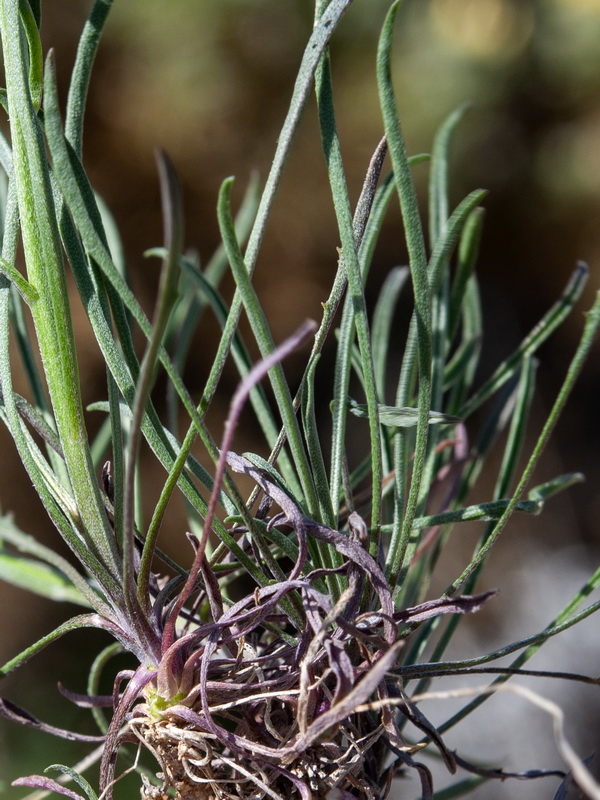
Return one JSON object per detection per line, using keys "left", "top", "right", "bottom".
{"left": 0, "top": 513, "right": 112, "bottom": 612}
{"left": 455, "top": 372, "right": 521, "bottom": 508}
{"left": 44, "top": 765, "right": 99, "bottom": 800}
{"left": 448, "top": 206, "right": 485, "bottom": 341}
{"left": 0, "top": 254, "right": 38, "bottom": 303}
{"left": 316, "top": 52, "right": 383, "bottom": 535}
{"left": 371, "top": 266, "right": 409, "bottom": 401}
{"left": 217, "top": 176, "right": 317, "bottom": 513}
{"left": 493, "top": 353, "right": 537, "bottom": 501}
{"left": 0, "top": 614, "right": 113, "bottom": 678}
{"left": 397, "top": 490, "right": 566, "bottom": 531}
{"left": 349, "top": 399, "right": 461, "bottom": 428}
{"left": 527, "top": 472, "right": 584, "bottom": 502}
{"left": 65, "top": 0, "right": 113, "bottom": 157}
{"left": 459, "top": 261, "right": 588, "bottom": 419}
{"left": 0, "top": 390, "right": 123, "bottom": 601}
{"left": 18, "top": 0, "right": 43, "bottom": 111}
{"left": 428, "top": 776, "right": 487, "bottom": 799}
{"left": 127, "top": 152, "right": 183, "bottom": 622}
{"left": 0, "top": 11, "right": 119, "bottom": 578}
{"left": 198, "top": 0, "right": 353, "bottom": 426}
{"left": 442, "top": 334, "right": 481, "bottom": 393}
{"left": 428, "top": 104, "right": 470, "bottom": 247}
{"left": 446, "top": 273, "right": 483, "bottom": 414}
{"left": 428, "top": 189, "right": 488, "bottom": 292}
{"left": 450, "top": 291, "right": 600, "bottom": 594}
{"left": 0, "top": 390, "right": 62, "bottom": 455}
{"left": 378, "top": 0, "right": 433, "bottom": 584}
{"left": 44, "top": 55, "right": 266, "bottom": 570}
{"left": 180, "top": 256, "right": 297, "bottom": 487}
{"left": 87, "top": 642, "right": 122, "bottom": 734}
{"left": 23, "top": 0, "right": 38, "bottom": 26}
{"left": 302, "top": 355, "right": 335, "bottom": 528}
{"left": 0, "top": 550, "right": 89, "bottom": 605}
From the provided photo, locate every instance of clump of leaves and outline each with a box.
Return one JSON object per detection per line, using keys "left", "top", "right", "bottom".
{"left": 1, "top": 1, "right": 599, "bottom": 799}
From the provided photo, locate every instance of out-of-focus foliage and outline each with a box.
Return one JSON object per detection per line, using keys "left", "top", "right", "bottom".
{"left": 86, "top": 0, "right": 600, "bottom": 203}
{"left": 45, "top": 0, "right": 600, "bottom": 330}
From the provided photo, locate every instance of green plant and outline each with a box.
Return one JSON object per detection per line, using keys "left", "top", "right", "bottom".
{"left": 0, "top": 1, "right": 599, "bottom": 798}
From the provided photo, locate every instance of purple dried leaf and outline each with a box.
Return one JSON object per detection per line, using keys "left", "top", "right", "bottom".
{"left": 0, "top": 697, "right": 104, "bottom": 742}
{"left": 270, "top": 764, "right": 312, "bottom": 800}
{"left": 401, "top": 751, "right": 434, "bottom": 800}
{"left": 383, "top": 737, "right": 435, "bottom": 800}
{"left": 146, "top": 578, "right": 336, "bottom": 759}
{"left": 226, "top": 452, "right": 396, "bottom": 642}
{"left": 111, "top": 669, "right": 136, "bottom": 709}
{"left": 397, "top": 690, "right": 456, "bottom": 773}
{"left": 12, "top": 776, "right": 89, "bottom": 800}
{"left": 150, "top": 574, "right": 186, "bottom": 631}
{"left": 102, "top": 460, "right": 114, "bottom": 503}
{"left": 57, "top": 683, "right": 115, "bottom": 708}
{"left": 199, "top": 553, "right": 225, "bottom": 621}
{"left": 339, "top": 514, "right": 369, "bottom": 622}
{"left": 196, "top": 579, "right": 334, "bottom": 726}
{"left": 211, "top": 577, "right": 330, "bottom": 638}
{"left": 395, "top": 590, "right": 497, "bottom": 624}
{"left": 335, "top": 614, "right": 391, "bottom": 652}
{"left": 324, "top": 637, "right": 354, "bottom": 701}
{"left": 99, "top": 665, "right": 156, "bottom": 796}
{"left": 303, "top": 515, "right": 395, "bottom": 641}
{"left": 170, "top": 592, "right": 330, "bottom": 757}
{"left": 165, "top": 703, "right": 285, "bottom": 759}
{"left": 302, "top": 582, "right": 334, "bottom": 635}
{"left": 184, "top": 532, "right": 224, "bottom": 623}
{"left": 305, "top": 562, "right": 350, "bottom": 582}
{"left": 295, "top": 639, "right": 404, "bottom": 751}
{"left": 353, "top": 134, "right": 388, "bottom": 245}
{"left": 227, "top": 451, "right": 310, "bottom": 582}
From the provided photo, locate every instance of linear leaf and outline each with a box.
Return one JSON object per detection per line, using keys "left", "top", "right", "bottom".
{"left": 349, "top": 400, "right": 461, "bottom": 428}
{"left": 0, "top": 550, "right": 90, "bottom": 606}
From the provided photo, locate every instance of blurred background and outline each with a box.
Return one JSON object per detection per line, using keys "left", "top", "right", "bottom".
{"left": 1, "top": 0, "right": 600, "bottom": 797}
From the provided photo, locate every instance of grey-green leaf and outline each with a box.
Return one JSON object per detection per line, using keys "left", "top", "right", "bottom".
{"left": 0, "top": 550, "right": 90, "bottom": 606}
{"left": 348, "top": 399, "right": 461, "bottom": 428}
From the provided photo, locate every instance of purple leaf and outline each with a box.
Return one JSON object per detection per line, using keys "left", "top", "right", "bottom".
{"left": 99, "top": 665, "right": 156, "bottom": 797}
{"left": 58, "top": 683, "right": 115, "bottom": 708}
{"left": 0, "top": 697, "right": 104, "bottom": 741}
{"left": 226, "top": 452, "right": 396, "bottom": 642}
{"left": 395, "top": 590, "right": 497, "bottom": 624}
{"left": 397, "top": 690, "right": 456, "bottom": 773}
{"left": 12, "top": 776, "right": 88, "bottom": 800}
{"left": 295, "top": 639, "right": 404, "bottom": 751}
